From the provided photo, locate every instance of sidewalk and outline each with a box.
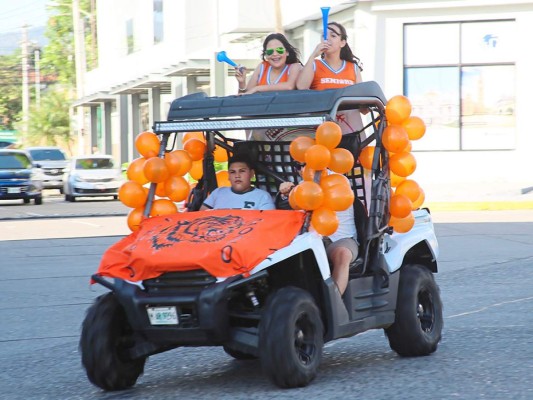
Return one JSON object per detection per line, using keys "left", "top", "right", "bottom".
{"left": 421, "top": 181, "right": 533, "bottom": 211}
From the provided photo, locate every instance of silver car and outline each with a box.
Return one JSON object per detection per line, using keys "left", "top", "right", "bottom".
{"left": 63, "top": 155, "right": 123, "bottom": 202}
{"left": 25, "top": 147, "right": 68, "bottom": 193}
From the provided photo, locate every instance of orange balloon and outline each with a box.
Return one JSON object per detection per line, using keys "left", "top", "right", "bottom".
{"left": 183, "top": 138, "right": 206, "bottom": 161}
{"left": 288, "top": 188, "right": 301, "bottom": 210}
{"left": 127, "top": 157, "right": 149, "bottom": 185}
{"left": 119, "top": 181, "right": 148, "bottom": 208}
{"left": 390, "top": 152, "right": 416, "bottom": 177}
{"left": 127, "top": 207, "right": 145, "bottom": 232}
{"left": 214, "top": 145, "right": 229, "bottom": 162}
{"left": 328, "top": 148, "right": 354, "bottom": 174}
{"left": 150, "top": 199, "right": 178, "bottom": 217}
{"left": 183, "top": 131, "right": 205, "bottom": 143}
{"left": 165, "top": 176, "right": 190, "bottom": 202}
{"left": 144, "top": 157, "right": 169, "bottom": 183}
{"left": 189, "top": 160, "right": 203, "bottom": 181}
{"left": 395, "top": 179, "right": 421, "bottom": 203}
{"left": 411, "top": 188, "right": 425, "bottom": 210}
{"left": 305, "top": 144, "right": 331, "bottom": 171}
{"left": 359, "top": 146, "right": 376, "bottom": 170}
{"left": 316, "top": 121, "right": 342, "bottom": 150}
{"left": 293, "top": 181, "right": 324, "bottom": 210}
{"left": 290, "top": 136, "right": 315, "bottom": 163}
{"left": 320, "top": 173, "right": 350, "bottom": 191}
{"left": 402, "top": 116, "right": 426, "bottom": 140}
{"left": 155, "top": 181, "right": 167, "bottom": 197}
{"left": 389, "top": 212, "right": 415, "bottom": 233}
{"left": 390, "top": 170, "right": 406, "bottom": 188}
{"left": 390, "top": 193, "right": 413, "bottom": 218}
{"left": 385, "top": 95, "right": 412, "bottom": 125}
{"left": 216, "top": 170, "right": 231, "bottom": 187}
{"left": 311, "top": 207, "right": 339, "bottom": 236}
{"left": 301, "top": 165, "right": 328, "bottom": 182}
{"left": 323, "top": 184, "right": 355, "bottom": 211}
{"left": 165, "top": 150, "right": 192, "bottom": 176}
{"left": 135, "top": 131, "right": 160, "bottom": 158}
{"left": 383, "top": 125, "right": 409, "bottom": 153}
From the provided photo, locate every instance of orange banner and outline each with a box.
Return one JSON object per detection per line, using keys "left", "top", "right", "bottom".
{"left": 96, "top": 209, "right": 306, "bottom": 282}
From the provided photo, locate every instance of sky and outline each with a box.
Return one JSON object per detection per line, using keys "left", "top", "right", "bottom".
{"left": 0, "top": 0, "right": 48, "bottom": 34}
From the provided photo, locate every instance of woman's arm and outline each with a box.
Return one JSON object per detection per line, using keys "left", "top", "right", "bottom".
{"left": 238, "top": 63, "right": 262, "bottom": 94}
{"left": 296, "top": 41, "right": 327, "bottom": 90}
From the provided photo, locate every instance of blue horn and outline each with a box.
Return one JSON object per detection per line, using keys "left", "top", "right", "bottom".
{"left": 321, "top": 7, "right": 330, "bottom": 40}
{"left": 216, "top": 51, "right": 238, "bottom": 68}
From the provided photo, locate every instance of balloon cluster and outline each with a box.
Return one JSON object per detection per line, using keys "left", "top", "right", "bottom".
{"left": 359, "top": 95, "right": 427, "bottom": 234}
{"left": 289, "top": 121, "right": 355, "bottom": 236}
{"left": 119, "top": 131, "right": 230, "bottom": 232}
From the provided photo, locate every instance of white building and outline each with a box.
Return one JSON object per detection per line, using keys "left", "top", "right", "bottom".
{"left": 75, "top": 0, "right": 533, "bottom": 202}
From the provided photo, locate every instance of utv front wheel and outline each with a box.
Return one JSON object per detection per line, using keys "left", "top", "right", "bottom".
{"left": 259, "top": 287, "right": 323, "bottom": 388}
{"left": 385, "top": 264, "right": 443, "bottom": 356}
{"left": 80, "top": 292, "right": 146, "bottom": 391}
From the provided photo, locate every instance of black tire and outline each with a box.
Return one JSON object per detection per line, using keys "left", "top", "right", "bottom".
{"left": 259, "top": 287, "right": 323, "bottom": 388}
{"left": 65, "top": 194, "right": 75, "bottom": 202}
{"left": 223, "top": 345, "right": 257, "bottom": 360}
{"left": 385, "top": 264, "right": 443, "bottom": 357}
{"left": 59, "top": 188, "right": 64, "bottom": 194}
{"left": 80, "top": 293, "right": 146, "bottom": 391}
{"left": 34, "top": 196, "right": 42, "bottom": 205}
{"left": 23, "top": 198, "right": 30, "bottom": 204}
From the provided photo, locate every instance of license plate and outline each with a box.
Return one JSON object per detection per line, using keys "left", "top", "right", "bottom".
{"left": 147, "top": 306, "right": 179, "bottom": 325}
{"left": 7, "top": 187, "right": 20, "bottom": 193}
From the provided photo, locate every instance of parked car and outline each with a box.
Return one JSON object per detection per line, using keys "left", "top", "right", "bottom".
{"left": 0, "top": 149, "right": 43, "bottom": 205}
{"left": 81, "top": 82, "right": 443, "bottom": 390}
{"left": 63, "top": 155, "right": 123, "bottom": 202}
{"left": 25, "top": 146, "right": 68, "bottom": 193}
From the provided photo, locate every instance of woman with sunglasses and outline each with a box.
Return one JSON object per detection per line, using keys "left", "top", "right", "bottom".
{"left": 235, "top": 33, "right": 302, "bottom": 95}
{"left": 296, "top": 22, "right": 363, "bottom": 91}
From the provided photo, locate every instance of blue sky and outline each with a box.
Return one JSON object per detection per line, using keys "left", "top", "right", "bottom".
{"left": 0, "top": 0, "right": 48, "bottom": 34}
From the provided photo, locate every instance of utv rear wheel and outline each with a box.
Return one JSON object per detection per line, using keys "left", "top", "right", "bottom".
{"left": 80, "top": 292, "right": 146, "bottom": 391}
{"left": 259, "top": 287, "right": 323, "bottom": 388}
{"left": 385, "top": 264, "right": 443, "bottom": 356}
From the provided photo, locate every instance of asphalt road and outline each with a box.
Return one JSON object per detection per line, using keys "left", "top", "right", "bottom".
{"left": 0, "top": 208, "right": 532, "bottom": 399}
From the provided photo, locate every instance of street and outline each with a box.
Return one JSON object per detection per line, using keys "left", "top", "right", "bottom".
{"left": 0, "top": 206, "right": 532, "bottom": 399}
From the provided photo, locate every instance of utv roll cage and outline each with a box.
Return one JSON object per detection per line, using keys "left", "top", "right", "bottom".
{"left": 151, "top": 81, "right": 391, "bottom": 277}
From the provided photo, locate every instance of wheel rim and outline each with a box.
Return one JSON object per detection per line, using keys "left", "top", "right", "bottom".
{"left": 293, "top": 311, "right": 317, "bottom": 365}
{"left": 416, "top": 289, "right": 435, "bottom": 333}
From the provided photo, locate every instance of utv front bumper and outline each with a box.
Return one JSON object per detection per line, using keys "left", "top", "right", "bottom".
{"left": 93, "top": 270, "right": 240, "bottom": 347}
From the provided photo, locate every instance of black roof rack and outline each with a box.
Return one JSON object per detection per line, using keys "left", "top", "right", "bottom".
{"left": 166, "top": 81, "right": 387, "bottom": 121}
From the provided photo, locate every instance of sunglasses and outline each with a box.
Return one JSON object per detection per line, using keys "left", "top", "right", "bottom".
{"left": 265, "top": 47, "right": 285, "bottom": 56}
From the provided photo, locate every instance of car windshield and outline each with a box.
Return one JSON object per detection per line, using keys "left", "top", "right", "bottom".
{"left": 28, "top": 149, "right": 66, "bottom": 161}
{"left": 76, "top": 158, "right": 115, "bottom": 170}
{"left": 0, "top": 153, "right": 32, "bottom": 169}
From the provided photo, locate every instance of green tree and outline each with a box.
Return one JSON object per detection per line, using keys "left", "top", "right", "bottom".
{"left": 26, "top": 88, "right": 73, "bottom": 154}
{"left": 0, "top": 53, "right": 23, "bottom": 130}
{"left": 42, "top": 0, "right": 97, "bottom": 86}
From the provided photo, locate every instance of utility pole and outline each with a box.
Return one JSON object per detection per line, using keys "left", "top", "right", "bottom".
{"left": 34, "top": 49, "right": 41, "bottom": 109}
{"left": 73, "top": 0, "right": 87, "bottom": 155}
{"left": 274, "top": 0, "right": 284, "bottom": 34}
{"left": 21, "top": 24, "right": 30, "bottom": 144}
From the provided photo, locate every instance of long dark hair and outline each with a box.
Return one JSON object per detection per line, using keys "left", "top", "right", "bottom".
{"left": 261, "top": 33, "right": 301, "bottom": 65}
{"left": 325, "top": 22, "right": 363, "bottom": 71}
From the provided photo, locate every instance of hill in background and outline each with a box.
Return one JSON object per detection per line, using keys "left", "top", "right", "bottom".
{"left": 0, "top": 26, "right": 47, "bottom": 55}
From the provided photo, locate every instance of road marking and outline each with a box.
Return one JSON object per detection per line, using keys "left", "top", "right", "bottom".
{"left": 447, "top": 296, "right": 533, "bottom": 318}
{"left": 73, "top": 220, "right": 100, "bottom": 227}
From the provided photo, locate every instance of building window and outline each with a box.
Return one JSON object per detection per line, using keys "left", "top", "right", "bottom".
{"left": 154, "top": 0, "right": 164, "bottom": 44}
{"left": 126, "top": 18, "right": 134, "bottom": 54}
{"left": 404, "top": 20, "right": 516, "bottom": 151}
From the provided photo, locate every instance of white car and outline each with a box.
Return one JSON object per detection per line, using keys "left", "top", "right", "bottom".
{"left": 63, "top": 155, "right": 123, "bottom": 202}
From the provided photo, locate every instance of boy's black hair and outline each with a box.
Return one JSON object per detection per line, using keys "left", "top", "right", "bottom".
{"left": 228, "top": 153, "right": 255, "bottom": 170}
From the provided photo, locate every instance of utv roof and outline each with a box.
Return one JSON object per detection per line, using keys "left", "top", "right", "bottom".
{"left": 166, "top": 81, "right": 387, "bottom": 121}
